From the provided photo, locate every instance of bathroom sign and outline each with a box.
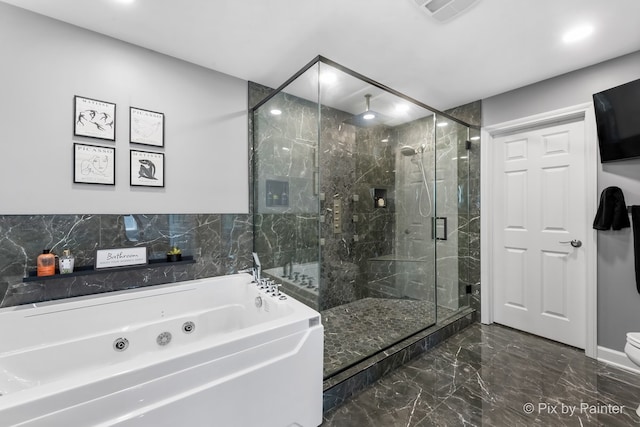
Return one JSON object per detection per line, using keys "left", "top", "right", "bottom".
{"left": 95, "top": 247, "right": 148, "bottom": 270}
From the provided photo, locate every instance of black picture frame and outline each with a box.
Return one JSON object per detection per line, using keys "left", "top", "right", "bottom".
{"left": 130, "top": 149, "right": 164, "bottom": 187}
{"left": 73, "top": 143, "right": 116, "bottom": 185}
{"left": 74, "top": 95, "right": 116, "bottom": 141}
{"left": 130, "top": 107, "right": 165, "bottom": 147}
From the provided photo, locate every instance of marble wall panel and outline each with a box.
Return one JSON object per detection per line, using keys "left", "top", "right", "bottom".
{"left": 0, "top": 213, "right": 253, "bottom": 308}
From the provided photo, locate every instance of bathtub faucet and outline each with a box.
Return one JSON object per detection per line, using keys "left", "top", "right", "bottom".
{"left": 239, "top": 267, "right": 258, "bottom": 283}
{"left": 281, "top": 260, "right": 293, "bottom": 279}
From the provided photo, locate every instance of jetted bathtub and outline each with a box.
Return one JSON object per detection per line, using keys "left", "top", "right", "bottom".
{"left": 0, "top": 273, "right": 323, "bottom": 426}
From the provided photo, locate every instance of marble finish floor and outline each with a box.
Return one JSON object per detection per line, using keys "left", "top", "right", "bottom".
{"left": 322, "top": 298, "right": 453, "bottom": 378}
{"left": 322, "top": 323, "right": 640, "bottom": 426}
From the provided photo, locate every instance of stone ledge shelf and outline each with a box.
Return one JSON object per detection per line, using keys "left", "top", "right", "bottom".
{"left": 23, "top": 256, "right": 196, "bottom": 283}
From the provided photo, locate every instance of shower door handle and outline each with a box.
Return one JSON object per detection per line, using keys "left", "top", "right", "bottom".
{"left": 433, "top": 217, "right": 448, "bottom": 241}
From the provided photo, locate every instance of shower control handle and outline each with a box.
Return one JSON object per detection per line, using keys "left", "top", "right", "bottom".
{"left": 559, "top": 239, "right": 582, "bottom": 248}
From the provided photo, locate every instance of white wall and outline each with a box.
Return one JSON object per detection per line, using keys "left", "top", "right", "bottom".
{"left": 483, "top": 50, "right": 640, "bottom": 351}
{"left": 0, "top": 3, "right": 248, "bottom": 214}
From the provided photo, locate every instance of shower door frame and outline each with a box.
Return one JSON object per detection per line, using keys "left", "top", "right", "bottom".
{"left": 251, "top": 56, "right": 473, "bottom": 130}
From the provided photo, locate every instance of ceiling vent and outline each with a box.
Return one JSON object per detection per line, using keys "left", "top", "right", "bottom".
{"left": 413, "top": 0, "right": 480, "bottom": 22}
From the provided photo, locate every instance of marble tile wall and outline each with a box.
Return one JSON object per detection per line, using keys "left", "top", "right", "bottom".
{"left": 252, "top": 85, "right": 387, "bottom": 311}
{"left": 391, "top": 117, "right": 436, "bottom": 304}
{"left": 0, "top": 214, "right": 253, "bottom": 308}
{"left": 340, "top": 125, "right": 396, "bottom": 307}
{"left": 252, "top": 89, "right": 322, "bottom": 301}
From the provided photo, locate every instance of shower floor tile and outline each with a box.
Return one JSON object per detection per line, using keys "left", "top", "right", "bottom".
{"left": 322, "top": 298, "right": 454, "bottom": 378}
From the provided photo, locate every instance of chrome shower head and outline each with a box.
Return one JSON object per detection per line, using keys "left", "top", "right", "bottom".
{"left": 342, "top": 94, "right": 389, "bottom": 128}
{"left": 400, "top": 145, "right": 417, "bottom": 156}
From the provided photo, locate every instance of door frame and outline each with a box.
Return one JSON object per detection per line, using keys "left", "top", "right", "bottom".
{"left": 480, "top": 103, "right": 598, "bottom": 358}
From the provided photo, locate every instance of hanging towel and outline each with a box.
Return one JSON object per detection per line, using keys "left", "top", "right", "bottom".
{"left": 593, "top": 186, "right": 631, "bottom": 230}
{"left": 632, "top": 206, "right": 640, "bottom": 294}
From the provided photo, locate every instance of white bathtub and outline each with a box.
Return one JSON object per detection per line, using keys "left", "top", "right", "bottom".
{"left": 0, "top": 273, "right": 324, "bottom": 426}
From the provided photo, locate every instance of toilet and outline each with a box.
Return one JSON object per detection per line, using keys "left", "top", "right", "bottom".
{"left": 624, "top": 332, "right": 640, "bottom": 417}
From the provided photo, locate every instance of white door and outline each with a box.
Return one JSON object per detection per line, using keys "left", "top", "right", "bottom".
{"left": 492, "top": 118, "right": 587, "bottom": 349}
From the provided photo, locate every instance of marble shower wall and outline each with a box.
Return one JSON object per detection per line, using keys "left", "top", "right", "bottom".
{"left": 392, "top": 117, "right": 437, "bottom": 305}
{"left": 0, "top": 214, "right": 252, "bottom": 308}
{"left": 252, "top": 86, "right": 374, "bottom": 311}
{"left": 325, "top": 124, "right": 396, "bottom": 309}
{"left": 252, "top": 90, "right": 322, "bottom": 274}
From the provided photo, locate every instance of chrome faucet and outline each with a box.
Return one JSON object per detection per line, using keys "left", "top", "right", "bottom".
{"left": 287, "top": 260, "right": 294, "bottom": 279}
{"left": 252, "top": 252, "right": 262, "bottom": 284}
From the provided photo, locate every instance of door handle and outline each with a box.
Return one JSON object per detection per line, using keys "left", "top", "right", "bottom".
{"left": 432, "top": 217, "right": 448, "bottom": 240}
{"left": 559, "top": 239, "right": 582, "bottom": 248}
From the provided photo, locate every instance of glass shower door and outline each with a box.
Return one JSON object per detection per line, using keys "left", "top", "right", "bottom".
{"left": 434, "top": 114, "right": 472, "bottom": 320}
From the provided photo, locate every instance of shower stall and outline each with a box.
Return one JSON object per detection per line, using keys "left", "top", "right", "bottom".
{"left": 251, "top": 56, "right": 477, "bottom": 379}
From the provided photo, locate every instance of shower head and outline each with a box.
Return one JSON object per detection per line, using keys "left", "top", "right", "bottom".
{"left": 400, "top": 145, "right": 417, "bottom": 156}
{"left": 342, "top": 94, "right": 389, "bottom": 128}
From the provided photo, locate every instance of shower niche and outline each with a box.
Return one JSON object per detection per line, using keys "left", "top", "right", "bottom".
{"left": 373, "top": 188, "right": 387, "bottom": 209}
{"left": 251, "top": 56, "right": 475, "bottom": 379}
{"left": 265, "top": 179, "right": 289, "bottom": 207}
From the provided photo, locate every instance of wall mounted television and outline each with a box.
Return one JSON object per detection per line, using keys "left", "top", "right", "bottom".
{"left": 593, "top": 78, "right": 640, "bottom": 162}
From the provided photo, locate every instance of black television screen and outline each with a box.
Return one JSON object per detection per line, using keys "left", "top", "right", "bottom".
{"left": 593, "top": 78, "right": 640, "bottom": 162}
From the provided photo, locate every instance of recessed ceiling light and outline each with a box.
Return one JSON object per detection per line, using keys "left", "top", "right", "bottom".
{"left": 270, "top": 109, "right": 282, "bottom": 116}
{"left": 363, "top": 113, "right": 376, "bottom": 120}
{"left": 563, "top": 24, "right": 594, "bottom": 43}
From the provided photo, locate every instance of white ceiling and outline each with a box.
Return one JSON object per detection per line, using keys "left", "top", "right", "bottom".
{"left": 4, "top": 0, "right": 640, "bottom": 112}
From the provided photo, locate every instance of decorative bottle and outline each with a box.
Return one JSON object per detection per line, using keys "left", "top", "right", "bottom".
{"left": 37, "top": 249, "right": 56, "bottom": 277}
{"left": 59, "top": 249, "right": 75, "bottom": 274}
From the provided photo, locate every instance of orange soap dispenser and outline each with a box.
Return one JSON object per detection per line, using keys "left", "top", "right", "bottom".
{"left": 37, "top": 249, "right": 56, "bottom": 277}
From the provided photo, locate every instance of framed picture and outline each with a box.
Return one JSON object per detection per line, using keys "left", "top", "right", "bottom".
{"left": 130, "top": 150, "right": 164, "bottom": 187}
{"left": 74, "top": 96, "right": 116, "bottom": 141}
{"left": 130, "top": 107, "right": 164, "bottom": 147}
{"left": 73, "top": 143, "right": 116, "bottom": 185}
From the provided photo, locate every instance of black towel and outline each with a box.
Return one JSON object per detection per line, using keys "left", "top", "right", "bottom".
{"left": 632, "top": 206, "right": 640, "bottom": 294}
{"left": 593, "top": 186, "right": 631, "bottom": 230}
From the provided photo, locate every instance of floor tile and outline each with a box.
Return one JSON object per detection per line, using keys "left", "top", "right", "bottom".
{"left": 322, "top": 323, "right": 640, "bottom": 426}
